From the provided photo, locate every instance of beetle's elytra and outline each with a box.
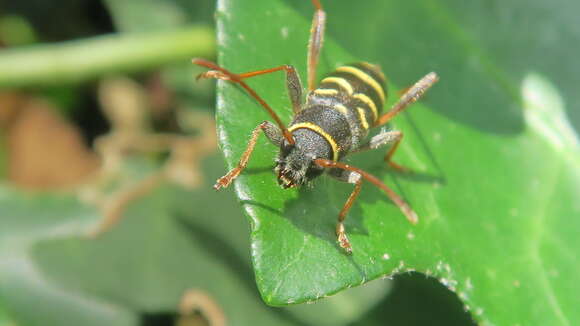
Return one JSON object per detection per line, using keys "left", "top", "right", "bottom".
{"left": 193, "top": 0, "right": 438, "bottom": 254}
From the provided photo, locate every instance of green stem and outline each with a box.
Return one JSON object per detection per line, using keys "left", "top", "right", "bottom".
{"left": 0, "top": 25, "right": 215, "bottom": 88}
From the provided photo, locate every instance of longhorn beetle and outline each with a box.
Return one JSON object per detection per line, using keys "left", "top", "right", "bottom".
{"left": 193, "top": 0, "right": 438, "bottom": 254}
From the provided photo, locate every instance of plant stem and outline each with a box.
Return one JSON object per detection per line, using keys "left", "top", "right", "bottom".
{"left": 0, "top": 25, "right": 215, "bottom": 88}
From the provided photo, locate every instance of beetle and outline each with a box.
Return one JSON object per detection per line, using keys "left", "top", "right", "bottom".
{"left": 193, "top": 0, "right": 438, "bottom": 253}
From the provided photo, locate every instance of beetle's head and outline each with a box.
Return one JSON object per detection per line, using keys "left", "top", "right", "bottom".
{"left": 274, "top": 141, "right": 324, "bottom": 189}
{"left": 275, "top": 144, "right": 318, "bottom": 189}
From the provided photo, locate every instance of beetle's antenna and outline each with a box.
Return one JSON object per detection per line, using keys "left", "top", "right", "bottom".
{"left": 374, "top": 72, "right": 439, "bottom": 127}
{"left": 307, "top": 0, "right": 326, "bottom": 91}
{"left": 193, "top": 58, "right": 295, "bottom": 145}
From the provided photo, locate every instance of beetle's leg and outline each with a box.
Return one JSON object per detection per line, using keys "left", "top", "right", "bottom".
{"left": 354, "top": 130, "right": 409, "bottom": 172}
{"left": 215, "top": 121, "right": 282, "bottom": 190}
{"left": 197, "top": 64, "right": 303, "bottom": 114}
{"left": 374, "top": 72, "right": 439, "bottom": 127}
{"left": 383, "top": 131, "right": 407, "bottom": 171}
{"left": 307, "top": 0, "right": 326, "bottom": 91}
{"left": 316, "top": 158, "right": 418, "bottom": 225}
{"left": 192, "top": 58, "right": 295, "bottom": 145}
{"left": 327, "top": 168, "right": 363, "bottom": 254}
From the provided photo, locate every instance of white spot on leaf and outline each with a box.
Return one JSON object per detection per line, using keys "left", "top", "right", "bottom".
{"left": 522, "top": 72, "right": 578, "bottom": 151}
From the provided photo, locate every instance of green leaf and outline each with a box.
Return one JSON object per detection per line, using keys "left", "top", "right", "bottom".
{"left": 0, "top": 188, "right": 137, "bottom": 326}
{"left": 215, "top": 0, "right": 580, "bottom": 324}
{"left": 0, "top": 303, "right": 17, "bottom": 326}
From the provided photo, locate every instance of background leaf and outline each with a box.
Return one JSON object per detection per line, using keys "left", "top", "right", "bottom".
{"left": 0, "top": 187, "right": 137, "bottom": 326}
{"left": 215, "top": 0, "right": 580, "bottom": 324}
{"left": 0, "top": 303, "right": 16, "bottom": 326}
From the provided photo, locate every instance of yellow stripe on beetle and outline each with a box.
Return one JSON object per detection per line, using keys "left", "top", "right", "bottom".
{"left": 313, "top": 88, "right": 339, "bottom": 96}
{"left": 353, "top": 93, "right": 378, "bottom": 121}
{"left": 357, "top": 107, "right": 369, "bottom": 129}
{"left": 320, "top": 77, "right": 354, "bottom": 95}
{"left": 358, "top": 62, "right": 387, "bottom": 82}
{"left": 336, "top": 66, "right": 385, "bottom": 103}
{"left": 288, "top": 122, "right": 339, "bottom": 161}
{"left": 332, "top": 103, "right": 349, "bottom": 116}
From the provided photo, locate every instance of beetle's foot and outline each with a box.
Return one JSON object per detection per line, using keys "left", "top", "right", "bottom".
{"left": 336, "top": 223, "right": 353, "bottom": 254}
